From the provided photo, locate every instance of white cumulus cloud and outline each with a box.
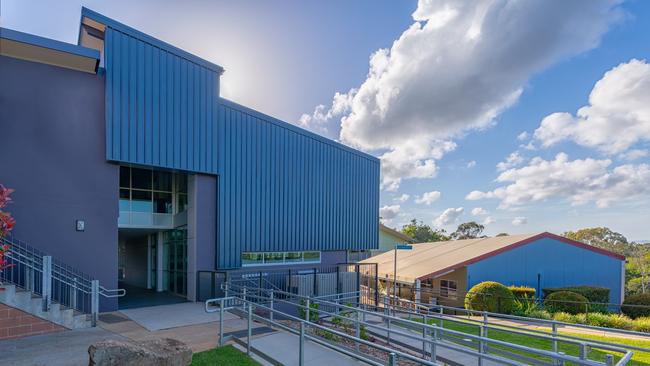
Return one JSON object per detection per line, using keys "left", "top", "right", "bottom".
{"left": 415, "top": 190, "right": 442, "bottom": 205}
{"left": 395, "top": 194, "right": 410, "bottom": 203}
{"left": 380, "top": 205, "right": 401, "bottom": 224}
{"left": 471, "top": 207, "right": 488, "bottom": 216}
{"left": 534, "top": 59, "right": 650, "bottom": 154}
{"left": 496, "top": 152, "right": 525, "bottom": 172}
{"left": 483, "top": 216, "right": 496, "bottom": 225}
{"left": 517, "top": 131, "right": 530, "bottom": 141}
{"left": 301, "top": 0, "right": 623, "bottom": 191}
{"left": 512, "top": 217, "right": 528, "bottom": 226}
{"left": 466, "top": 153, "right": 650, "bottom": 208}
{"left": 434, "top": 207, "right": 464, "bottom": 227}
{"left": 467, "top": 160, "right": 477, "bottom": 168}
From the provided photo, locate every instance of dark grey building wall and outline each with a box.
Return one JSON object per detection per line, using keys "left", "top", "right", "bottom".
{"left": 0, "top": 55, "right": 119, "bottom": 311}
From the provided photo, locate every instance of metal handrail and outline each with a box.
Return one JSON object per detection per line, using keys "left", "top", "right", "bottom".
{"left": 381, "top": 293, "right": 650, "bottom": 344}
{"left": 226, "top": 284, "right": 634, "bottom": 366}
{"left": 206, "top": 295, "right": 442, "bottom": 366}
{"left": 1, "top": 235, "right": 125, "bottom": 327}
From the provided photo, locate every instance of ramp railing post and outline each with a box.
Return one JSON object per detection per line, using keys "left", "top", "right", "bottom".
{"left": 219, "top": 298, "right": 225, "bottom": 346}
{"left": 91, "top": 280, "right": 99, "bottom": 327}
{"left": 306, "top": 297, "right": 311, "bottom": 322}
{"left": 388, "top": 352, "right": 397, "bottom": 366}
{"left": 70, "top": 277, "right": 78, "bottom": 310}
{"left": 431, "top": 325, "right": 438, "bottom": 361}
{"left": 269, "top": 289, "right": 274, "bottom": 323}
{"left": 41, "top": 255, "right": 52, "bottom": 312}
{"left": 299, "top": 321, "right": 305, "bottom": 366}
{"left": 355, "top": 307, "right": 361, "bottom": 352}
{"left": 247, "top": 304, "right": 253, "bottom": 355}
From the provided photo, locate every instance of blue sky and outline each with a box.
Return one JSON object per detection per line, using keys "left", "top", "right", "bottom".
{"left": 3, "top": 0, "right": 649, "bottom": 240}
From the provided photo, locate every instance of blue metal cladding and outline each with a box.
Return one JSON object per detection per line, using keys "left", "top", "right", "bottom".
{"left": 216, "top": 99, "right": 380, "bottom": 269}
{"left": 103, "top": 27, "right": 219, "bottom": 173}
{"left": 466, "top": 237, "right": 625, "bottom": 304}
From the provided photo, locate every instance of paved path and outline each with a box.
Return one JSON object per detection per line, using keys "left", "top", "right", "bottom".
{"left": 119, "top": 302, "right": 238, "bottom": 331}
{"left": 250, "top": 331, "right": 365, "bottom": 366}
{"left": 0, "top": 327, "right": 127, "bottom": 366}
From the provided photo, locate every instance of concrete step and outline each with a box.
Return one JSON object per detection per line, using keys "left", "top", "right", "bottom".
{"left": 0, "top": 284, "right": 92, "bottom": 330}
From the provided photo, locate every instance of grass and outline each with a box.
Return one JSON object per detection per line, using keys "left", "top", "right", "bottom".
{"left": 191, "top": 345, "right": 260, "bottom": 366}
{"left": 409, "top": 317, "right": 650, "bottom": 365}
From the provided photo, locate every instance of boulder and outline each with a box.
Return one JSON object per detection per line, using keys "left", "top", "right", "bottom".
{"left": 88, "top": 338, "right": 192, "bottom": 366}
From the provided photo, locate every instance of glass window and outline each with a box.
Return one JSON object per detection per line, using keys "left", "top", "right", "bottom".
{"left": 131, "top": 190, "right": 152, "bottom": 212}
{"left": 264, "top": 252, "right": 284, "bottom": 264}
{"left": 153, "top": 171, "right": 172, "bottom": 192}
{"left": 177, "top": 193, "right": 188, "bottom": 213}
{"left": 440, "top": 279, "right": 458, "bottom": 299}
{"left": 303, "top": 252, "right": 321, "bottom": 262}
{"left": 119, "top": 166, "right": 130, "bottom": 188}
{"left": 176, "top": 174, "right": 188, "bottom": 194}
{"left": 131, "top": 168, "right": 152, "bottom": 190}
{"left": 154, "top": 192, "right": 173, "bottom": 214}
{"left": 242, "top": 253, "right": 263, "bottom": 265}
{"left": 285, "top": 252, "right": 302, "bottom": 262}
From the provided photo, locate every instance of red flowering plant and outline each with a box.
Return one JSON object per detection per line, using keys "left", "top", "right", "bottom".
{"left": 0, "top": 185, "right": 15, "bottom": 273}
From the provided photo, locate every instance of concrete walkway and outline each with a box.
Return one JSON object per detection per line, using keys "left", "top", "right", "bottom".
{"left": 119, "top": 302, "right": 238, "bottom": 331}
{"left": 250, "top": 331, "right": 365, "bottom": 366}
{"left": 0, "top": 327, "right": 127, "bottom": 366}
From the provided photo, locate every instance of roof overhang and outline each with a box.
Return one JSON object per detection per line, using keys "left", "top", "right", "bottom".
{"left": 0, "top": 28, "right": 100, "bottom": 74}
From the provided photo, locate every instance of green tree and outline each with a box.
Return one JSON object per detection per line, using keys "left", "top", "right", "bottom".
{"left": 401, "top": 219, "right": 449, "bottom": 243}
{"left": 496, "top": 232, "right": 509, "bottom": 237}
{"left": 452, "top": 221, "right": 485, "bottom": 240}
{"left": 563, "top": 227, "right": 632, "bottom": 255}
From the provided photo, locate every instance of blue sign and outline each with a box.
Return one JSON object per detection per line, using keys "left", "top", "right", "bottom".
{"left": 395, "top": 244, "right": 413, "bottom": 250}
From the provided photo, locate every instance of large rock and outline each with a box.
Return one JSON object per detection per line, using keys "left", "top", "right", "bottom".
{"left": 88, "top": 338, "right": 192, "bottom": 366}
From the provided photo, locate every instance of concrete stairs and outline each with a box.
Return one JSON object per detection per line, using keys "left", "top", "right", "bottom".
{"left": 0, "top": 284, "right": 91, "bottom": 329}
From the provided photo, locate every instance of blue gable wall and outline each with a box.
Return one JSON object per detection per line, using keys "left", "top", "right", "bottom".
{"left": 98, "top": 10, "right": 221, "bottom": 174}
{"left": 466, "top": 237, "right": 624, "bottom": 304}
{"left": 217, "top": 99, "right": 380, "bottom": 268}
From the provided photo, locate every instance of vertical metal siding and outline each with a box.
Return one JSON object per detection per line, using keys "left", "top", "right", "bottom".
{"left": 466, "top": 237, "right": 624, "bottom": 304}
{"left": 217, "top": 101, "right": 380, "bottom": 268}
{"left": 104, "top": 27, "right": 218, "bottom": 173}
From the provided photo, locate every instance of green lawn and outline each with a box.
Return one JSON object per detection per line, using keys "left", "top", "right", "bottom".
{"left": 191, "top": 345, "right": 260, "bottom": 366}
{"left": 410, "top": 317, "right": 650, "bottom": 365}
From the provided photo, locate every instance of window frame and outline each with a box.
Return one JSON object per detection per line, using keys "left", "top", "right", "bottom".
{"left": 439, "top": 279, "right": 458, "bottom": 299}
{"left": 241, "top": 251, "right": 322, "bottom": 267}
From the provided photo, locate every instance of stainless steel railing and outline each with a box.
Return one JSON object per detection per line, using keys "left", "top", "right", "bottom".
{"left": 1, "top": 234, "right": 125, "bottom": 326}
{"left": 219, "top": 284, "right": 634, "bottom": 366}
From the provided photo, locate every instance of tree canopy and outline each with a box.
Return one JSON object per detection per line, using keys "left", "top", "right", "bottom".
{"left": 401, "top": 219, "right": 449, "bottom": 243}
{"left": 563, "top": 227, "right": 633, "bottom": 256}
{"left": 451, "top": 221, "right": 485, "bottom": 240}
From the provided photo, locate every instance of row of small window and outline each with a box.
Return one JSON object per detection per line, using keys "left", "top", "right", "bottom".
{"left": 120, "top": 166, "right": 187, "bottom": 193}
{"left": 119, "top": 167, "right": 188, "bottom": 214}
{"left": 242, "top": 251, "right": 321, "bottom": 266}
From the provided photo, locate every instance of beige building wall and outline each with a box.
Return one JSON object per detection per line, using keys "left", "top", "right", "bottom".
{"left": 420, "top": 267, "right": 468, "bottom": 307}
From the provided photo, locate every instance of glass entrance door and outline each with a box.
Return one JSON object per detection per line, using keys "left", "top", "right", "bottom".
{"left": 163, "top": 227, "right": 187, "bottom": 296}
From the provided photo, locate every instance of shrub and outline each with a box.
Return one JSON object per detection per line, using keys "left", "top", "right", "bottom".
{"left": 552, "top": 312, "right": 578, "bottom": 323}
{"left": 582, "top": 312, "right": 634, "bottom": 330}
{"left": 543, "top": 286, "right": 609, "bottom": 303}
{"left": 544, "top": 291, "right": 589, "bottom": 315}
{"left": 465, "top": 281, "right": 515, "bottom": 314}
{"left": 526, "top": 309, "right": 552, "bottom": 320}
{"left": 298, "top": 299, "right": 319, "bottom": 323}
{"left": 622, "top": 293, "right": 650, "bottom": 319}
{"left": 632, "top": 317, "right": 650, "bottom": 332}
{"left": 511, "top": 297, "right": 540, "bottom": 317}
{"left": 508, "top": 286, "right": 536, "bottom": 300}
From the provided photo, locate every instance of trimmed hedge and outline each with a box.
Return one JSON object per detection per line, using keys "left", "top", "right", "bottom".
{"left": 542, "top": 286, "right": 609, "bottom": 303}
{"left": 622, "top": 293, "right": 650, "bottom": 319}
{"left": 465, "top": 281, "right": 515, "bottom": 314}
{"left": 508, "top": 286, "right": 536, "bottom": 299}
{"left": 544, "top": 291, "right": 588, "bottom": 315}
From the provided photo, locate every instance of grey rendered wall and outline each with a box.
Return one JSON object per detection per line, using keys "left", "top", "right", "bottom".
{"left": 0, "top": 55, "right": 119, "bottom": 311}
{"left": 187, "top": 174, "right": 217, "bottom": 300}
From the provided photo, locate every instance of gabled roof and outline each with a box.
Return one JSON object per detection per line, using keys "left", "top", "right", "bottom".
{"left": 379, "top": 223, "right": 415, "bottom": 243}
{"left": 360, "top": 232, "right": 625, "bottom": 283}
